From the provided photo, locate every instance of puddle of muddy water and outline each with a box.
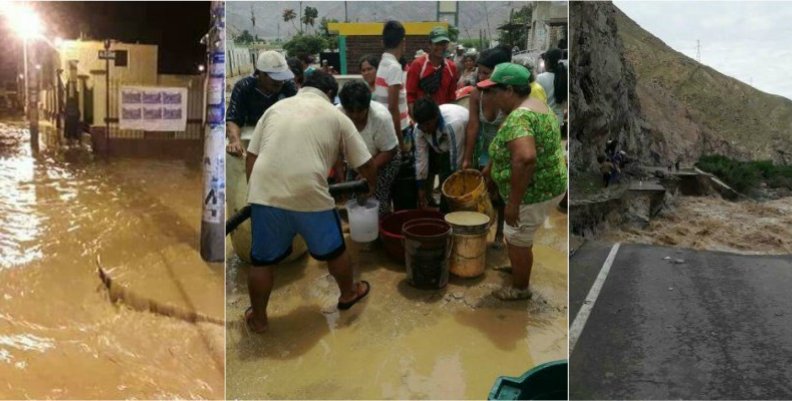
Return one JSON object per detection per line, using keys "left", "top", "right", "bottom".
{"left": 0, "top": 122, "right": 223, "bottom": 399}
{"left": 604, "top": 195, "right": 792, "bottom": 255}
{"left": 226, "top": 206, "right": 568, "bottom": 399}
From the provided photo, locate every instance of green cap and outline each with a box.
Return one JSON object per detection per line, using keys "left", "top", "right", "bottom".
{"left": 429, "top": 26, "right": 450, "bottom": 43}
{"left": 476, "top": 63, "right": 531, "bottom": 89}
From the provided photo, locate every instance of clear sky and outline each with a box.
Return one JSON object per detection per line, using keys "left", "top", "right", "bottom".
{"left": 614, "top": 1, "right": 792, "bottom": 101}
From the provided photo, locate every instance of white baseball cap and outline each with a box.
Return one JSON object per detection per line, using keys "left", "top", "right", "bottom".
{"left": 255, "top": 50, "right": 294, "bottom": 81}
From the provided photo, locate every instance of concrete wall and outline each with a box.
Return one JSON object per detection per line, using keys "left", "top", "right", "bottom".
{"left": 344, "top": 35, "right": 431, "bottom": 74}
{"left": 226, "top": 46, "right": 255, "bottom": 79}
{"left": 527, "top": 1, "right": 568, "bottom": 52}
{"left": 45, "top": 40, "right": 159, "bottom": 127}
{"left": 328, "top": 21, "right": 447, "bottom": 74}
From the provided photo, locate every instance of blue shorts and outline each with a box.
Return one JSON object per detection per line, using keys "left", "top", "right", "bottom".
{"left": 250, "top": 204, "right": 345, "bottom": 266}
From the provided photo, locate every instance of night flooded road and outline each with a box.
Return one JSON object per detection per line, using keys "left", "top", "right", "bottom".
{"left": 0, "top": 121, "right": 223, "bottom": 399}
{"left": 226, "top": 205, "right": 568, "bottom": 399}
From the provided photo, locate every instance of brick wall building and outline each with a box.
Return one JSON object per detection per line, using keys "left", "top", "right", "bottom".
{"left": 328, "top": 22, "right": 449, "bottom": 74}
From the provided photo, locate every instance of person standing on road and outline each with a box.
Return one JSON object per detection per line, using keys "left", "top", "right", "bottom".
{"left": 477, "top": 63, "right": 567, "bottom": 300}
{"left": 244, "top": 71, "right": 377, "bottom": 333}
{"left": 337, "top": 80, "right": 400, "bottom": 215}
{"left": 406, "top": 26, "right": 459, "bottom": 115}
{"left": 226, "top": 50, "right": 297, "bottom": 157}
{"left": 374, "top": 20, "right": 410, "bottom": 152}
{"left": 536, "top": 48, "right": 568, "bottom": 128}
{"left": 358, "top": 54, "right": 379, "bottom": 92}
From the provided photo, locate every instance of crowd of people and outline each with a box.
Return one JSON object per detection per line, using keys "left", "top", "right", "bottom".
{"left": 227, "top": 20, "right": 569, "bottom": 333}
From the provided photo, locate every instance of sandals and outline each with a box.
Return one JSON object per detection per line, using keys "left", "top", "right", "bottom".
{"left": 493, "top": 286, "right": 532, "bottom": 301}
{"left": 337, "top": 281, "right": 371, "bottom": 310}
{"left": 243, "top": 306, "right": 268, "bottom": 334}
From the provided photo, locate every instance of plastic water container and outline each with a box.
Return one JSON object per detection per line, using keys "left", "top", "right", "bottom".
{"left": 346, "top": 198, "right": 379, "bottom": 242}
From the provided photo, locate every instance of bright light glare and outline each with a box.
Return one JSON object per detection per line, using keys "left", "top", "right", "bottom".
{"left": 54, "top": 37, "right": 63, "bottom": 47}
{"left": 0, "top": 3, "right": 44, "bottom": 39}
{"left": 198, "top": 64, "right": 205, "bottom": 72}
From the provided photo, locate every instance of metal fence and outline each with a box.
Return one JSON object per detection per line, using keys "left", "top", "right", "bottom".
{"left": 38, "top": 74, "right": 206, "bottom": 141}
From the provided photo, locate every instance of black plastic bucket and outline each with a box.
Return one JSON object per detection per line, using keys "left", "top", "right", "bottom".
{"left": 402, "top": 219, "right": 451, "bottom": 289}
{"left": 392, "top": 158, "right": 418, "bottom": 211}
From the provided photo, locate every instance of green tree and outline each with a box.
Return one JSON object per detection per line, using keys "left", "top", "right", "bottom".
{"left": 235, "top": 30, "right": 255, "bottom": 45}
{"left": 301, "top": 6, "right": 319, "bottom": 33}
{"left": 283, "top": 34, "right": 328, "bottom": 60}
{"left": 497, "top": 4, "right": 532, "bottom": 49}
{"left": 319, "top": 17, "right": 340, "bottom": 50}
{"left": 282, "top": 9, "right": 299, "bottom": 34}
{"left": 448, "top": 25, "right": 460, "bottom": 42}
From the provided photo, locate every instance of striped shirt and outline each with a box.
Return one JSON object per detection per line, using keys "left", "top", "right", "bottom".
{"left": 373, "top": 52, "right": 409, "bottom": 131}
{"left": 414, "top": 103, "right": 469, "bottom": 182}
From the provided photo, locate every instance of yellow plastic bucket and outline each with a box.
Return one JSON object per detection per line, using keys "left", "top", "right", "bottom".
{"left": 441, "top": 169, "right": 495, "bottom": 223}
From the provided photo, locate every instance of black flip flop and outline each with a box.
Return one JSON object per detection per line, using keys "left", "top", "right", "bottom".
{"left": 337, "top": 281, "right": 370, "bottom": 310}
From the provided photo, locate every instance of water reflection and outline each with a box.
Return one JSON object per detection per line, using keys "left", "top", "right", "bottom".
{"left": 0, "top": 122, "right": 223, "bottom": 399}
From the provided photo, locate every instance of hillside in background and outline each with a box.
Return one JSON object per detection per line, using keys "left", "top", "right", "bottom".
{"left": 571, "top": 2, "right": 792, "bottom": 175}
{"left": 616, "top": 5, "right": 792, "bottom": 165}
{"left": 227, "top": 1, "right": 516, "bottom": 42}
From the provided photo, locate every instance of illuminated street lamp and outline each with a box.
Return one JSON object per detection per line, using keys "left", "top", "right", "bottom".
{"left": 1, "top": 3, "right": 44, "bottom": 154}
{"left": 2, "top": 3, "right": 44, "bottom": 100}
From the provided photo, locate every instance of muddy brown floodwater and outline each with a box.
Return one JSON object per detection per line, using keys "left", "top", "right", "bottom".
{"left": 0, "top": 122, "right": 224, "bottom": 399}
{"left": 226, "top": 205, "right": 568, "bottom": 399}
{"left": 605, "top": 195, "right": 792, "bottom": 255}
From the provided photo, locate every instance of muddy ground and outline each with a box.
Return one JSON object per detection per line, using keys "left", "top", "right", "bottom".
{"left": 225, "top": 208, "right": 568, "bottom": 399}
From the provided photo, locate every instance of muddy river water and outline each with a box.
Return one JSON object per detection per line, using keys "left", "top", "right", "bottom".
{"left": 605, "top": 195, "right": 792, "bottom": 255}
{"left": 226, "top": 205, "right": 568, "bottom": 399}
{"left": 0, "top": 122, "right": 223, "bottom": 399}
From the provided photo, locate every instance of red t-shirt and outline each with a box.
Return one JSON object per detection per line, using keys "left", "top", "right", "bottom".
{"left": 406, "top": 55, "right": 459, "bottom": 106}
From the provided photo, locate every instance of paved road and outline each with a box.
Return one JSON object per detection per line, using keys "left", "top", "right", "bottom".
{"left": 570, "top": 241, "right": 792, "bottom": 400}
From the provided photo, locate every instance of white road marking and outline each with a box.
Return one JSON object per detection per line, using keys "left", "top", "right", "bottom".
{"left": 569, "top": 242, "right": 621, "bottom": 353}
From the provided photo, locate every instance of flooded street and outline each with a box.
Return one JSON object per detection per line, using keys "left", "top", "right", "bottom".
{"left": 0, "top": 121, "right": 223, "bottom": 399}
{"left": 604, "top": 195, "right": 792, "bottom": 255}
{"left": 226, "top": 207, "right": 568, "bottom": 399}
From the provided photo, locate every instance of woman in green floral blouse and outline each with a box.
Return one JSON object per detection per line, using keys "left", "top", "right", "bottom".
{"left": 477, "top": 63, "right": 567, "bottom": 300}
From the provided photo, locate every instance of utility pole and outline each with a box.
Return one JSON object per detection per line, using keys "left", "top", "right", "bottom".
{"left": 26, "top": 39, "right": 39, "bottom": 155}
{"left": 104, "top": 39, "right": 111, "bottom": 142}
{"left": 344, "top": 1, "right": 349, "bottom": 22}
{"left": 200, "top": 1, "right": 226, "bottom": 262}
{"left": 696, "top": 39, "right": 701, "bottom": 62}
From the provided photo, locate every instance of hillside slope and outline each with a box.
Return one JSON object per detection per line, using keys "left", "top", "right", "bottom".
{"left": 615, "top": 6, "right": 792, "bottom": 165}
{"left": 571, "top": 2, "right": 792, "bottom": 175}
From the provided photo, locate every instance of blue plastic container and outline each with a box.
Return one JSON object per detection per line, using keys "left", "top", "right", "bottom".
{"left": 488, "top": 360, "right": 568, "bottom": 400}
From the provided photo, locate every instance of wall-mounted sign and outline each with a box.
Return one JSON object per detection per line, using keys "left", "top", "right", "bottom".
{"left": 98, "top": 50, "right": 116, "bottom": 60}
{"left": 119, "top": 86, "right": 188, "bottom": 131}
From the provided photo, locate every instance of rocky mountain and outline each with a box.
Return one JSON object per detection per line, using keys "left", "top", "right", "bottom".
{"left": 227, "top": 1, "right": 518, "bottom": 42}
{"left": 569, "top": 1, "right": 648, "bottom": 173}
{"left": 570, "top": 2, "right": 792, "bottom": 175}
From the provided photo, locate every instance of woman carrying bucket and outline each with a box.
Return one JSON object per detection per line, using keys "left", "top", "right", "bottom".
{"left": 476, "top": 63, "right": 567, "bottom": 301}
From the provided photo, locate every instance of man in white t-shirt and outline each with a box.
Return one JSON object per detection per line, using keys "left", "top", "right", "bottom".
{"left": 337, "top": 80, "right": 400, "bottom": 215}
{"left": 244, "top": 71, "right": 377, "bottom": 333}
{"left": 412, "top": 98, "right": 469, "bottom": 209}
{"left": 373, "top": 20, "right": 410, "bottom": 153}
